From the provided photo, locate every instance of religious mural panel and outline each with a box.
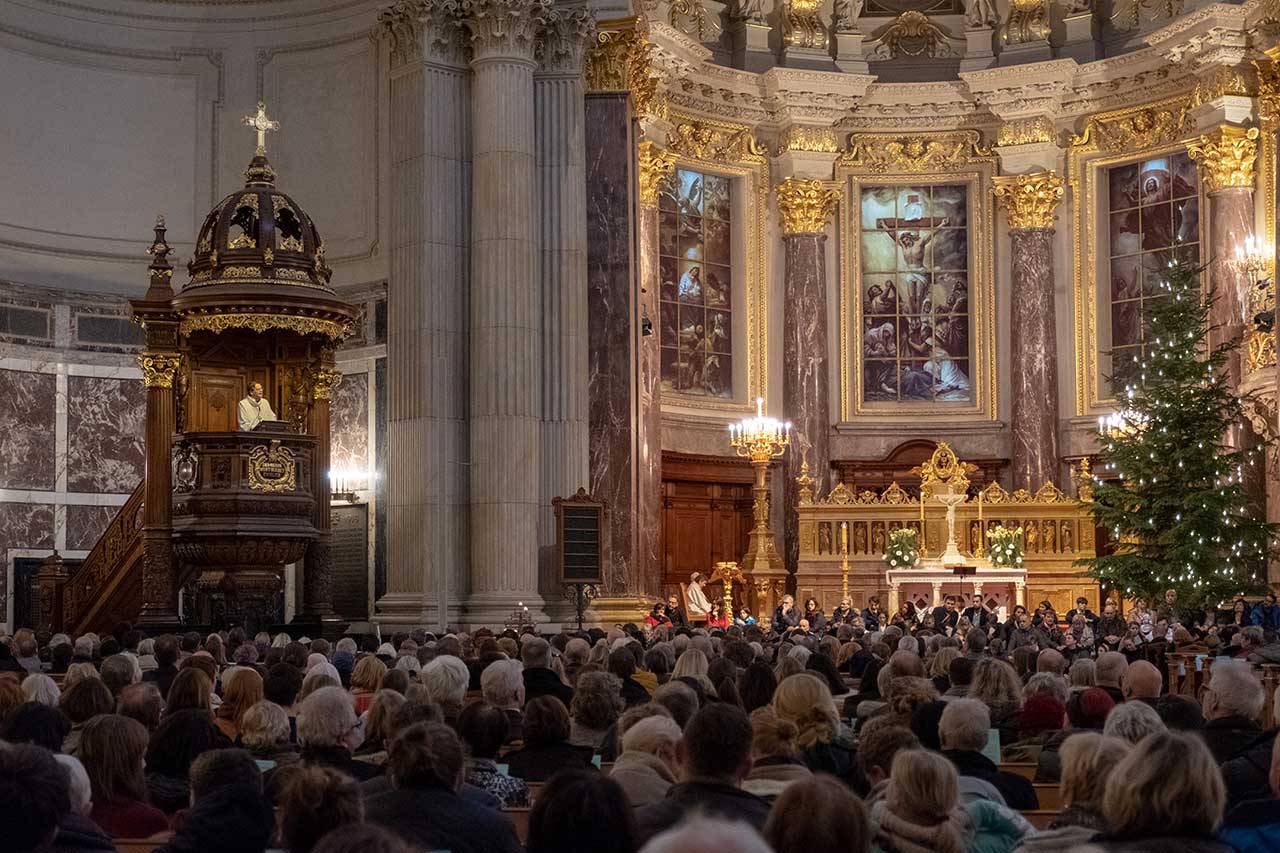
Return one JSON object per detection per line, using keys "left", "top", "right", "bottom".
{"left": 858, "top": 184, "right": 971, "bottom": 404}
{"left": 658, "top": 168, "right": 732, "bottom": 398}
{"left": 1105, "top": 151, "right": 1199, "bottom": 393}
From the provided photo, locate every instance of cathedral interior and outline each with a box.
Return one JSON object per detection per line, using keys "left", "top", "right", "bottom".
{"left": 0, "top": 0, "right": 1277, "bottom": 634}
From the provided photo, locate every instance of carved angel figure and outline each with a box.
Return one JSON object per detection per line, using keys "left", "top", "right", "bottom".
{"left": 833, "top": 0, "right": 864, "bottom": 32}
{"left": 964, "top": 0, "right": 1000, "bottom": 28}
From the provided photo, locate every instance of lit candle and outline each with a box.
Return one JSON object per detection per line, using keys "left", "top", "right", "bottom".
{"left": 756, "top": 396, "right": 764, "bottom": 419}
{"left": 841, "top": 521, "right": 848, "bottom": 555}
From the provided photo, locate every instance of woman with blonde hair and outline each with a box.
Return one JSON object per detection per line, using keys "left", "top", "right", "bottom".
{"left": 357, "top": 689, "right": 407, "bottom": 760}
{"left": 240, "top": 699, "right": 298, "bottom": 768}
{"left": 1094, "top": 731, "right": 1229, "bottom": 851}
{"left": 929, "top": 647, "right": 961, "bottom": 693}
{"left": 63, "top": 661, "right": 99, "bottom": 690}
{"left": 350, "top": 655, "right": 387, "bottom": 715}
{"left": 742, "top": 706, "right": 812, "bottom": 801}
{"left": 772, "top": 672, "right": 858, "bottom": 787}
{"left": 871, "top": 749, "right": 969, "bottom": 853}
{"left": 214, "top": 667, "right": 263, "bottom": 741}
{"left": 1013, "top": 733, "right": 1131, "bottom": 851}
{"left": 970, "top": 657, "right": 1024, "bottom": 737}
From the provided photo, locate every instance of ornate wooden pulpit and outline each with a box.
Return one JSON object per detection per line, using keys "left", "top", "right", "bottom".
{"left": 52, "top": 104, "right": 359, "bottom": 636}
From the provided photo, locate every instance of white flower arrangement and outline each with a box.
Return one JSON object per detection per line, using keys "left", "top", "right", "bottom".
{"left": 986, "top": 525, "right": 1025, "bottom": 567}
{"left": 883, "top": 528, "right": 920, "bottom": 569}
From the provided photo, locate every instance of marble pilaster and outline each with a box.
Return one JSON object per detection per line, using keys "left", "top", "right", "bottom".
{"left": 535, "top": 8, "right": 593, "bottom": 603}
{"left": 465, "top": 0, "right": 549, "bottom": 624}
{"left": 994, "top": 171, "right": 1064, "bottom": 491}
{"left": 776, "top": 178, "right": 839, "bottom": 575}
{"left": 636, "top": 196, "right": 663, "bottom": 599}
{"left": 586, "top": 94, "right": 640, "bottom": 597}
{"left": 378, "top": 2, "right": 472, "bottom": 628}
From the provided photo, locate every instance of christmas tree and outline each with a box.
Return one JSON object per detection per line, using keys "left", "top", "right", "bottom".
{"left": 1082, "top": 259, "right": 1276, "bottom": 611}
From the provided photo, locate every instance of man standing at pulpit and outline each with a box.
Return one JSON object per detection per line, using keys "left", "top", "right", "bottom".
{"left": 237, "top": 382, "right": 276, "bottom": 431}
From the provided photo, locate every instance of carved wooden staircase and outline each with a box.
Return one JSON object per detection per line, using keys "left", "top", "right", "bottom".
{"left": 60, "top": 480, "right": 147, "bottom": 636}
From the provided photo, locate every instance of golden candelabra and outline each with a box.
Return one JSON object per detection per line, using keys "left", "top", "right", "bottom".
{"left": 730, "top": 396, "right": 790, "bottom": 578}
{"left": 710, "top": 561, "right": 746, "bottom": 617}
{"left": 840, "top": 521, "right": 850, "bottom": 600}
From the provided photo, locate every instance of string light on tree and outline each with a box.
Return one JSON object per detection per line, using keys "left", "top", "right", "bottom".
{"left": 1081, "top": 259, "right": 1277, "bottom": 609}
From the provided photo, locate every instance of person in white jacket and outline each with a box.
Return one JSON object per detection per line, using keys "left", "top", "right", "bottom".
{"left": 686, "top": 573, "right": 712, "bottom": 624}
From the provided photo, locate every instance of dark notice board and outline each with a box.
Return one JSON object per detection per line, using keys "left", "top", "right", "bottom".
{"left": 556, "top": 494, "right": 604, "bottom": 584}
{"left": 330, "top": 505, "right": 369, "bottom": 621}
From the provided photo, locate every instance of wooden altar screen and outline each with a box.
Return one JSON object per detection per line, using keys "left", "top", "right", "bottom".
{"left": 795, "top": 450, "right": 1100, "bottom": 617}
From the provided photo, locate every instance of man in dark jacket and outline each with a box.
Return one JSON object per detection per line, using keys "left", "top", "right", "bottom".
{"left": 1066, "top": 596, "right": 1099, "bottom": 630}
{"left": 366, "top": 722, "right": 520, "bottom": 853}
{"left": 157, "top": 749, "right": 275, "bottom": 853}
{"left": 962, "top": 594, "right": 991, "bottom": 631}
{"left": 939, "top": 699, "right": 1039, "bottom": 810}
{"left": 1202, "top": 660, "right": 1266, "bottom": 764}
{"left": 143, "top": 634, "right": 181, "bottom": 699}
{"left": 1219, "top": 737, "right": 1280, "bottom": 853}
{"left": 635, "top": 702, "right": 770, "bottom": 843}
{"left": 861, "top": 597, "right": 883, "bottom": 632}
{"left": 519, "top": 636, "right": 573, "bottom": 708}
{"left": 773, "top": 595, "right": 801, "bottom": 631}
{"left": 1222, "top": 728, "right": 1280, "bottom": 808}
{"left": 1096, "top": 600, "right": 1128, "bottom": 650}
{"left": 931, "top": 596, "right": 959, "bottom": 635}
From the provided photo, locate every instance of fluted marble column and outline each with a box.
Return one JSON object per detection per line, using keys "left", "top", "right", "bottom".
{"left": 535, "top": 9, "right": 594, "bottom": 599}
{"left": 1189, "top": 125, "right": 1265, "bottom": 512}
{"left": 994, "top": 171, "right": 1064, "bottom": 492}
{"left": 776, "top": 179, "right": 839, "bottom": 574}
{"left": 466, "top": 0, "right": 549, "bottom": 623}
{"left": 377, "top": 2, "right": 471, "bottom": 629}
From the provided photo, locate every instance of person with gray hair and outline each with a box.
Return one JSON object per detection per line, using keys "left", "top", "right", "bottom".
{"left": 611, "top": 715, "right": 683, "bottom": 807}
{"left": 1024, "top": 672, "right": 1069, "bottom": 705}
{"left": 639, "top": 815, "right": 773, "bottom": 853}
{"left": 1102, "top": 700, "right": 1166, "bottom": 745}
{"left": 422, "top": 655, "right": 470, "bottom": 724}
{"left": 481, "top": 658, "right": 525, "bottom": 743}
{"left": 22, "top": 673, "right": 59, "bottom": 707}
{"left": 939, "top": 699, "right": 1039, "bottom": 809}
{"left": 520, "top": 635, "right": 574, "bottom": 708}
{"left": 1202, "top": 659, "right": 1266, "bottom": 763}
{"left": 1094, "top": 651, "right": 1128, "bottom": 705}
{"left": 653, "top": 680, "right": 699, "bottom": 728}
{"left": 295, "top": 685, "right": 380, "bottom": 781}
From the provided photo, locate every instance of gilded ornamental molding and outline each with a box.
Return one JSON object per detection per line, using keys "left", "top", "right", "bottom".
{"left": 636, "top": 140, "right": 676, "bottom": 205}
{"left": 309, "top": 368, "right": 343, "bottom": 402}
{"left": 1068, "top": 96, "right": 1191, "bottom": 154}
{"left": 137, "top": 353, "right": 184, "bottom": 389}
{"left": 997, "top": 116, "right": 1055, "bottom": 147}
{"left": 838, "top": 130, "right": 993, "bottom": 172}
{"left": 784, "top": 0, "right": 829, "bottom": 51}
{"left": 666, "top": 119, "right": 767, "bottom": 165}
{"left": 179, "top": 313, "right": 350, "bottom": 341}
{"left": 993, "top": 171, "right": 1065, "bottom": 230}
{"left": 775, "top": 178, "right": 841, "bottom": 235}
{"left": 1187, "top": 125, "right": 1260, "bottom": 192}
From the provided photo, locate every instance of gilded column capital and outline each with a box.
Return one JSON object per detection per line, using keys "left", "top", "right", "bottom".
{"left": 310, "top": 368, "right": 343, "bottom": 402}
{"left": 462, "top": 0, "right": 550, "bottom": 64}
{"left": 538, "top": 6, "right": 596, "bottom": 73}
{"left": 137, "top": 353, "right": 183, "bottom": 389}
{"left": 637, "top": 140, "right": 675, "bottom": 206}
{"left": 776, "top": 178, "right": 841, "bottom": 235}
{"left": 993, "top": 171, "right": 1064, "bottom": 230}
{"left": 584, "top": 17, "right": 662, "bottom": 118}
{"left": 1187, "top": 125, "right": 1260, "bottom": 192}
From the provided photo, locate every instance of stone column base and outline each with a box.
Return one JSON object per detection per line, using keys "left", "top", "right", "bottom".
{"left": 585, "top": 595, "right": 652, "bottom": 628}
{"left": 464, "top": 592, "right": 550, "bottom": 631}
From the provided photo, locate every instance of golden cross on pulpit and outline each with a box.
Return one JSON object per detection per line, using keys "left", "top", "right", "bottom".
{"left": 241, "top": 101, "right": 279, "bottom": 155}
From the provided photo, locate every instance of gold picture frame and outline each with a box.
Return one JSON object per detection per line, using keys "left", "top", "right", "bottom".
{"left": 1066, "top": 95, "right": 1206, "bottom": 415}
{"left": 655, "top": 113, "right": 770, "bottom": 415}
{"left": 836, "top": 136, "right": 997, "bottom": 423}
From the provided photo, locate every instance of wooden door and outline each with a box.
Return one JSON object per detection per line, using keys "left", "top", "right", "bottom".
{"left": 190, "top": 369, "right": 243, "bottom": 432}
{"left": 661, "top": 453, "right": 754, "bottom": 588}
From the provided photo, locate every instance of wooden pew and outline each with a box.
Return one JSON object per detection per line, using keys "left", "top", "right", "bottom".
{"left": 114, "top": 833, "right": 172, "bottom": 853}
{"left": 505, "top": 807, "right": 531, "bottom": 844}
{"left": 1019, "top": 810, "right": 1060, "bottom": 830}
{"left": 999, "top": 762, "right": 1037, "bottom": 781}
{"left": 1032, "top": 784, "right": 1062, "bottom": 811}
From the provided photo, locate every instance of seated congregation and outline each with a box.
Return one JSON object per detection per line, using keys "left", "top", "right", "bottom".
{"left": 0, "top": 603, "right": 1278, "bottom": 853}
